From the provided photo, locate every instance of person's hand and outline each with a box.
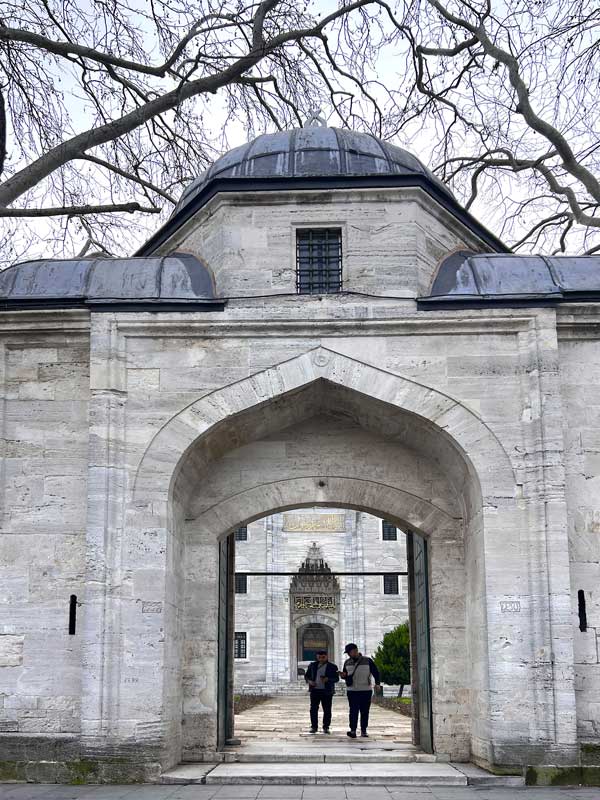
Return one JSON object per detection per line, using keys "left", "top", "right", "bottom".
{"left": 308, "top": 680, "right": 316, "bottom": 688}
{"left": 322, "top": 676, "right": 329, "bottom": 683}
{"left": 339, "top": 671, "right": 347, "bottom": 678}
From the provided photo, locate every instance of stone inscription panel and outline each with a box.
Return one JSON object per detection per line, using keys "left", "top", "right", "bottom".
{"left": 293, "top": 595, "right": 337, "bottom": 611}
{"left": 283, "top": 513, "right": 345, "bottom": 532}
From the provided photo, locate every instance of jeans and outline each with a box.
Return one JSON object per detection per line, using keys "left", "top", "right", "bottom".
{"left": 347, "top": 690, "right": 372, "bottom": 732}
{"left": 310, "top": 690, "right": 333, "bottom": 729}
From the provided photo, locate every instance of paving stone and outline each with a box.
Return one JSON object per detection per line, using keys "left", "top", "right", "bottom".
{"left": 346, "top": 787, "right": 391, "bottom": 799}
{"left": 257, "top": 788, "right": 304, "bottom": 798}
{"left": 167, "top": 790, "right": 220, "bottom": 800}
{"left": 301, "top": 789, "right": 347, "bottom": 800}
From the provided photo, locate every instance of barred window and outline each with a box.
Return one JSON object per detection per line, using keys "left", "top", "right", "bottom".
{"left": 235, "top": 573, "right": 247, "bottom": 594}
{"left": 234, "top": 526, "right": 248, "bottom": 541}
{"left": 234, "top": 632, "right": 247, "bottom": 659}
{"left": 383, "top": 575, "right": 399, "bottom": 595}
{"left": 382, "top": 520, "right": 398, "bottom": 541}
{"left": 296, "top": 228, "right": 342, "bottom": 294}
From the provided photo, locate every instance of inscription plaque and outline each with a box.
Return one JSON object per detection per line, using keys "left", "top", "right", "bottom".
{"left": 284, "top": 513, "right": 344, "bottom": 532}
{"left": 294, "top": 595, "right": 337, "bottom": 611}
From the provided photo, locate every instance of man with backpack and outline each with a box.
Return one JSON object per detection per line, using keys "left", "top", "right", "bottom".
{"left": 304, "top": 649, "right": 340, "bottom": 734}
{"left": 339, "top": 643, "right": 381, "bottom": 738}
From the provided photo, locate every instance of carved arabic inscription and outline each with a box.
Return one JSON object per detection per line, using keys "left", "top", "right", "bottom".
{"left": 284, "top": 513, "right": 345, "bottom": 532}
{"left": 294, "top": 595, "right": 337, "bottom": 611}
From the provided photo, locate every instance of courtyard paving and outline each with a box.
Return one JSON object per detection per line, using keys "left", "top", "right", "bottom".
{"left": 0, "top": 784, "right": 599, "bottom": 799}
{"left": 233, "top": 694, "right": 413, "bottom": 746}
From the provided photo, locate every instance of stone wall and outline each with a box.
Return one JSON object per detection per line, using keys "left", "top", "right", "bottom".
{"left": 0, "top": 311, "right": 90, "bottom": 740}
{"left": 558, "top": 307, "right": 600, "bottom": 745}
{"left": 157, "top": 187, "right": 490, "bottom": 299}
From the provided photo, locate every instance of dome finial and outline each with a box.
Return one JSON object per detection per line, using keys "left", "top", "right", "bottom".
{"left": 303, "top": 108, "right": 327, "bottom": 128}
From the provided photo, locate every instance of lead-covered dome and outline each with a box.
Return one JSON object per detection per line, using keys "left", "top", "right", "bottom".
{"left": 0, "top": 253, "right": 221, "bottom": 310}
{"left": 173, "top": 126, "right": 452, "bottom": 216}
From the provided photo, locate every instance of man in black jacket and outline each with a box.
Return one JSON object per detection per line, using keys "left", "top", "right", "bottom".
{"left": 304, "top": 650, "right": 339, "bottom": 734}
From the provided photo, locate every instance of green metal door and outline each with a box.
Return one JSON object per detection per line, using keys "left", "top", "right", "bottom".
{"left": 408, "top": 530, "right": 433, "bottom": 753}
{"left": 217, "top": 534, "right": 233, "bottom": 748}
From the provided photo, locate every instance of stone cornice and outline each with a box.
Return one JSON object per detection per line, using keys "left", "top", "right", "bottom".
{"left": 557, "top": 304, "right": 600, "bottom": 339}
{"left": 0, "top": 309, "right": 90, "bottom": 334}
{"left": 113, "top": 314, "right": 535, "bottom": 338}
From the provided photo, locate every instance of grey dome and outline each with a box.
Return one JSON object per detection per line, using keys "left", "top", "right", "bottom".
{"left": 0, "top": 252, "right": 221, "bottom": 309}
{"left": 174, "top": 126, "right": 452, "bottom": 215}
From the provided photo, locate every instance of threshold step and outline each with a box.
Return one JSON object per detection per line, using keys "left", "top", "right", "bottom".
{"left": 160, "top": 761, "right": 525, "bottom": 786}
{"left": 203, "top": 762, "right": 468, "bottom": 785}
{"left": 223, "top": 752, "right": 437, "bottom": 763}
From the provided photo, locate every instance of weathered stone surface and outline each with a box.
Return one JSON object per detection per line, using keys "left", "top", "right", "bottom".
{"left": 0, "top": 634, "right": 24, "bottom": 666}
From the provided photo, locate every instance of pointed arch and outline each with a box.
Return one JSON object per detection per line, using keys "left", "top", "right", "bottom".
{"left": 133, "top": 346, "right": 517, "bottom": 508}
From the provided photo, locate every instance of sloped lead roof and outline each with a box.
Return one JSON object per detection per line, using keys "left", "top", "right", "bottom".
{"left": 0, "top": 252, "right": 221, "bottom": 309}
{"left": 173, "top": 127, "right": 453, "bottom": 216}
{"left": 423, "top": 252, "right": 600, "bottom": 304}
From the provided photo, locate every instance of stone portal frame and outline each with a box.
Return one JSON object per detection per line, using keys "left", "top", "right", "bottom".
{"left": 81, "top": 343, "right": 577, "bottom": 774}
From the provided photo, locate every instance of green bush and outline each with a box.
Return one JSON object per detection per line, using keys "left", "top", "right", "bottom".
{"left": 373, "top": 621, "right": 410, "bottom": 697}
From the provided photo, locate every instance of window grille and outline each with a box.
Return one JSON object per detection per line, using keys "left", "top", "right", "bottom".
{"left": 382, "top": 520, "right": 398, "bottom": 541}
{"left": 234, "top": 526, "right": 248, "bottom": 541}
{"left": 235, "top": 573, "right": 247, "bottom": 594}
{"left": 234, "top": 632, "right": 247, "bottom": 659}
{"left": 296, "top": 228, "right": 342, "bottom": 294}
{"left": 383, "top": 574, "right": 399, "bottom": 595}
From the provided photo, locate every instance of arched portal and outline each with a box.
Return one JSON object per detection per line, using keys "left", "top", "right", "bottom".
{"left": 84, "top": 348, "right": 541, "bottom": 771}
{"left": 143, "top": 367, "right": 495, "bottom": 764}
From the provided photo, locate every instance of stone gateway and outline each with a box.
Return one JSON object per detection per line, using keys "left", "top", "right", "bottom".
{"left": 0, "top": 125, "right": 598, "bottom": 783}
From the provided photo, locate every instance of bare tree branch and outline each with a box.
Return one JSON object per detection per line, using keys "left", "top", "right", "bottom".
{"left": 0, "top": 86, "right": 5, "bottom": 176}
{"left": 0, "top": 0, "right": 375, "bottom": 209}
{"left": 0, "top": 0, "right": 598, "bottom": 260}
{"left": 0, "top": 202, "right": 161, "bottom": 217}
{"left": 80, "top": 155, "right": 176, "bottom": 204}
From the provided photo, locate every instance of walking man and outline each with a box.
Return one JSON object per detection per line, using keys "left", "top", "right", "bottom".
{"left": 339, "top": 643, "right": 381, "bottom": 738}
{"left": 304, "top": 650, "right": 339, "bottom": 734}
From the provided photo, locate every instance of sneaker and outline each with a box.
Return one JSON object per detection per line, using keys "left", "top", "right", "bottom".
{"left": 309, "top": 728, "right": 317, "bottom": 734}
{"left": 361, "top": 730, "right": 369, "bottom": 737}
{"left": 323, "top": 728, "right": 331, "bottom": 734}
{"left": 347, "top": 730, "right": 357, "bottom": 738}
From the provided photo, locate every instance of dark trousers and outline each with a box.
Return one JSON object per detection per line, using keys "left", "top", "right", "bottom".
{"left": 310, "top": 690, "right": 333, "bottom": 729}
{"left": 347, "top": 690, "right": 372, "bottom": 732}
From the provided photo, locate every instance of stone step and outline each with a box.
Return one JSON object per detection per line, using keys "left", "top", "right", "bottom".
{"left": 206, "top": 762, "right": 466, "bottom": 785}
{"left": 160, "top": 761, "right": 525, "bottom": 787}
{"left": 221, "top": 750, "right": 437, "bottom": 764}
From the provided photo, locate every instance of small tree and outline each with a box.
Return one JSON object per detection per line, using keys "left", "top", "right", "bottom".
{"left": 373, "top": 622, "right": 411, "bottom": 698}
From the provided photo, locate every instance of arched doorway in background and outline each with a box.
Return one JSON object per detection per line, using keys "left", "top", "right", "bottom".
{"left": 298, "top": 622, "right": 334, "bottom": 662}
